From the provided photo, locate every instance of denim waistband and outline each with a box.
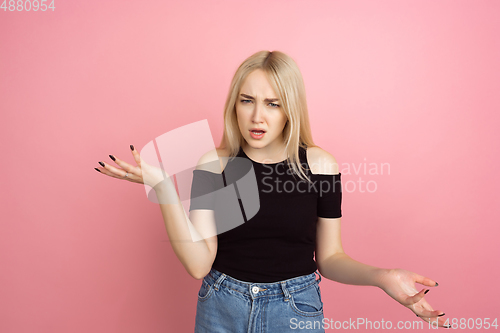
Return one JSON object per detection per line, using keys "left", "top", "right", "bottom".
{"left": 205, "top": 268, "right": 321, "bottom": 298}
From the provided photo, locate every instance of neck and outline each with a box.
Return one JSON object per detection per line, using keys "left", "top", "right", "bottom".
{"left": 242, "top": 141, "right": 288, "bottom": 163}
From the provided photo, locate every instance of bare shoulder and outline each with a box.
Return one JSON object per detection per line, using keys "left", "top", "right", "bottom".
{"left": 306, "top": 146, "right": 339, "bottom": 175}
{"left": 195, "top": 148, "right": 230, "bottom": 173}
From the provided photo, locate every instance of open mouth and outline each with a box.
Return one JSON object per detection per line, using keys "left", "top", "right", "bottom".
{"left": 249, "top": 130, "right": 266, "bottom": 139}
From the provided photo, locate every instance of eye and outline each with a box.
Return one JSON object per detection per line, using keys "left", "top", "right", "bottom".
{"left": 240, "top": 99, "right": 279, "bottom": 108}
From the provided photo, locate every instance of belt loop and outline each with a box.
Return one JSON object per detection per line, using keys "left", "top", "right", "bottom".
{"left": 280, "top": 281, "right": 290, "bottom": 302}
{"left": 315, "top": 270, "right": 322, "bottom": 283}
{"left": 213, "top": 273, "right": 226, "bottom": 291}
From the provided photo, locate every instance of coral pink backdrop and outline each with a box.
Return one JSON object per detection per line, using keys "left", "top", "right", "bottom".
{"left": 1, "top": 0, "right": 499, "bottom": 332}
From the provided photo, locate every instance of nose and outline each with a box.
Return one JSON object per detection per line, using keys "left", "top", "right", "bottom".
{"left": 251, "top": 103, "right": 264, "bottom": 124}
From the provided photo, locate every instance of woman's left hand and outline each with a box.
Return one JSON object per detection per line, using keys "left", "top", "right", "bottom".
{"left": 379, "top": 268, "right": 448, "bottom": 328}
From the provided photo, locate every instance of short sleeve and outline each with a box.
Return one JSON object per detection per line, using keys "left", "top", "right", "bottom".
{"left": 189, "top": 170, "right": 223, "bottom": 211}
{"left": 313, "top": 173, "right": 342, "bottom": 218}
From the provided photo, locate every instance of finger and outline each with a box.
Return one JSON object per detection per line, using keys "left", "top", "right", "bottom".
{"left": 411, "top": 297, "right": 446, "bottom": 327}
{"left": 108, "top": 154, "right": 140, "bottom": 177}
{"left": 417, "top": 315, "right": 449, "bottom": 328}
{"left": 416, "top": 308, "right": 445, "bottom": 318}
{"left": 129, "top": 144, "right": 160, "bottom": 181}
{"left": 97, "top": 161, "right": 141, "bottom": 182}
{"left": 413, "top": 273, "right": 438, "bottom": 287}
{"left": 129, "top": 144, "right": 142, "bottom": 167}
{"left": 96, "top": 167, "right": 142, "bottom": 183}
{"left": 94, "top": 166, "right": 126, "bottom": 180}
{"left": 407, "top": 288, "right": 429, "bottom": 305}
{"left": 413, "top": 299, "right": 445, "bottom": 318}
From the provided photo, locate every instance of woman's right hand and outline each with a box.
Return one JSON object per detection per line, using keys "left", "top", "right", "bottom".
{"left": 94, "top": 144, "right": 169, "bottom": 189}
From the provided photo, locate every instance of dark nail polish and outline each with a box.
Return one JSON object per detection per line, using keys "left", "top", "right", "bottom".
{"left": 99, "top": 161, "right": 105, "bottom": 167}
{"left": 444, "top": 325, "right": 451, "bottom": 328}
{"left": 424, "top": 289, "right": 430, "bottom": 294}
{"left": 416, "top": 314, "right": 419, "bottom": 317}
{"left": 435, "top": 282, "right": 439, "bottom": 287}
{"left": 438, "top": 313, "right": 445, "bottom": 317}
{"left": 94, "top": 168, "right": 101, "bottom": 172}
{"left": 109, "top": 155, "right": 116, "bottom": 161}
{"left": 130, "top": 145, "right": 134, "bottom": 151}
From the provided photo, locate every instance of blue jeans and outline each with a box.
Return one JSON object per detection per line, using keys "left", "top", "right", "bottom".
{"left": 195, "top": 268, "right": 325, "bottom": 332}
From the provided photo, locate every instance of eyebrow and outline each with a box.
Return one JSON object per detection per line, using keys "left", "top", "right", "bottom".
{"left": 240, "top": 93, "right": 279, "bottom": 102}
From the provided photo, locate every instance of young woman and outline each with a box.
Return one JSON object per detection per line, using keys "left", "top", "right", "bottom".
{"left": 95, "top": 51, "right": 447, "bottom": 332}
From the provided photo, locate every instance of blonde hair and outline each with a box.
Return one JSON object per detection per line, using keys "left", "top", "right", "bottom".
{"left": 218, "top": 50, "right": 318, "bottom": 184}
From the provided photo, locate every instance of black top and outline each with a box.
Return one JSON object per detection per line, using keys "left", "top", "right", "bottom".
{"left": 189, "top": 145, "right": 342, "bottom": 282}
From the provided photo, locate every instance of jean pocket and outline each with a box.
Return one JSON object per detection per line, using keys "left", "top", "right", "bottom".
{"left": 289, "top": 283, "right": 324, "bottom": 317}
{"left": 197, "top": 278, "right": 215, "bottom": 302}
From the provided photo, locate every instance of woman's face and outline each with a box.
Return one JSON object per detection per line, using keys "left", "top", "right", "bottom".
{"left": 236, "top": 69, "right": 288, "bottom": 151}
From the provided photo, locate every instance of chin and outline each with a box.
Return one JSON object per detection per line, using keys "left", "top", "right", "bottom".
{"left": 245, "top": 140, "right": 264, "bottom": 148}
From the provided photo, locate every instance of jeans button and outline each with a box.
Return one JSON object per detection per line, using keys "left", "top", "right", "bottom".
{"left": 252, "top": 286, "right": 259, "bottom": 294}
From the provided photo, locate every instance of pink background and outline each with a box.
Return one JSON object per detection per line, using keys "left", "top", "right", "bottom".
{"left": 1, "top": 0, "right": 499, "bottom": 332}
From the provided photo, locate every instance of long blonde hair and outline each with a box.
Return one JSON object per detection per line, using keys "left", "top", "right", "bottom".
{"left": 218, "top": 50, "right": 318, "bottom": 184}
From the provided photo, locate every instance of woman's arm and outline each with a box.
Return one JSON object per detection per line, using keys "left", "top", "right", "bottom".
{"left": 97, "top": 146, "right": 218, "bottom": 280}
{"left": 315, "top": 218, "right": 445, "bottom": 326}
{"left": 154, "top": 149, "right": 224, "bottom": 280}
{"left": 311, "top": 147, "right": 447, "bottom": 327}
{"left": 315, "top": 219, "right": 388, "bottom": 287}
{"left": 155, "top": 179, "right": 218, "bottom": 280}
